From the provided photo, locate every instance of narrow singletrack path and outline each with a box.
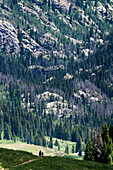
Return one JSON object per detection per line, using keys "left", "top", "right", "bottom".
{"left": 13, "top": 157, "right": 41, "bottom": 168}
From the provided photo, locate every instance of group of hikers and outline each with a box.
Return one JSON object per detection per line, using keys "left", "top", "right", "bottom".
{"left": 39, "top": 150, "right": 44, "bottom": 157}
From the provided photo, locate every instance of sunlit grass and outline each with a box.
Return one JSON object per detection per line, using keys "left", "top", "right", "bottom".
{"left": 0, "top": 148, "right": 37, "bottom": 168}
{"left": 11, "top": 156, "right": 113, "bottom": 170}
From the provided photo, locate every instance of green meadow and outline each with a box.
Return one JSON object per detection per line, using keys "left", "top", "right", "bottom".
{"left": 0, "top": 138, "right": 79, "bottom": 158}
{"left": 0, "top": 148, "right": 113, "bottom": 170}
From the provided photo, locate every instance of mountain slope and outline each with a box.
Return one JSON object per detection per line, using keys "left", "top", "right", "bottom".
{"left": 0, "top": 0, "right": 113, "bottom": 59}
{"left": 0, "top": 0, "right": 113, "bottom": 147}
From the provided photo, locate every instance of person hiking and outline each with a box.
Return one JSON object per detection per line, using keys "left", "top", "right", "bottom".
{"left": 39, "top": 150, "right": 42, "bottom": 157}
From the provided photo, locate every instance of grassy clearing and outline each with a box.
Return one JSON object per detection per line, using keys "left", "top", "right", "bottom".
{"left": 10, "top": 156, "right": 113, "bottom": 170}
{"left": 46, "top": 136, "right": 76, "bottom": 154}
{"left": 0, "top": 148, "right": 37, "bottom": 169}
{"left": 0, "top": 140, "right": 64, "bottom": 157}
{"left": 0, "top": 137, "right": 78, "bottom": 157}
{"left": 0, "top": 138, "right": 81, "bottom": 159}
{"left": 45, "top": 136, "right": 83, "bottom": 159}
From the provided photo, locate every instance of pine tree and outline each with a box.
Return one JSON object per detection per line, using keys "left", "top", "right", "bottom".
{"left": 65, "top": 145, "right": 69, "bottom": 154}
{"left": 109, "top": 124, "right": 113, "bottom": 141}
{"left": 19, "top": 124, "right": 23, "bottom": 140}
{"left": 71, "top": 128, "right": 79, "bottom": 142}
{"left": 0, "top": 110, "right": 4, "bottom": 140}
{"left": 4, "top": 123, "right": 12, "bottom": 140}
{"left": 34, "top": 135, "right": 42, "bottom": 146}
{"left": 49, "top": 136, "right": 53, "bottom": 148}
{"left": 27, "top": 131, "right": 30, "bottom": 144}
{"left": 68, "top": 4, "right": 72, "bottom": 15}
{"left": 13, "top": 133, "right": 16, "bottom": 143}
{"left": 72, "top": 145, "right": 75, "bottom": 153}
{"left": 54, "top": 139, "right": 59, "bottom": 146}
{"left": 76, "top": 137, "right": 83, "bottom": 152}
{"left": 101, "top": 123, "right": 112, "bottom": 164}
{"left": 58, "top": 144, "right": 60, "bottom": 151}
{"left": 101, "top": 140, "right": 112, "bottom": 164}
{"left": 48, "top": 0, "right": 50, "bottom": 7}
{"left": 18, "top": 28, "right": 23, "bottom": 42}
{"left": 23, "top": 124, "right": 27, "bottom": 142}
{"left": 30, "top": 131, "right": 34, "bottom": 144}
{"left": 84, "top": 139, "right": 94, "bottom": 161}
{"left": 95, "top": 0, "right": 97, "bottom": 6}
{"left": 43, "top": 0, "right": 47, "bottom": 5}
{"left": 102, "top": 123, "right": 109, "bottom": 144}
{"left": 42, "top": 137, "right": 46, "bottom": 147}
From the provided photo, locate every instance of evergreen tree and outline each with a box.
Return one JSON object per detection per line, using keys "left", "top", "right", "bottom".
{"left": 23, "top": 124, "right": 27, "bottom": 142}
{"left": 102, "top": 123, "right": 109, "bottom": 144}
{"left": 76, "top": 137, "right": 82, "bottom": 152}
{"left": 79, "top": 149, "right": 82, "bottom": 156}
{"left": 42, "top": 138, "right": 46, "bottom": 147}
{"left": 54, "top": 139, "right": 59, "bottom": 146}
{"left": 49, "top": 136, "right": 53, "bottom": 148}
{"left": 58, "top": 144, "right": 60, "bottom": 151}
{"left": 71, "top": 128, "right": 79, "bottom": 142}
{"left": 48, "top": 0, "right": 50, "bottom": 7}
{"left": 0, "top": 111, "right": 4, "bottom": 140}
{"left": 109, "top": 124, "right": 113, "bottom": 141}
{"left": 65, "top": 145, "right": 69, "bottom": 154}
{"left": 4, "top": 123, "right": 12, "bottom": 140}
{"left": 101, "top": 123, "right": 112, "bottom": 164}
{"left": 30, "top": 131, "right": 34, "bottom": 144}
{"left": 13, "top": 133, "right": 16, "bottom": 143}
{"left": 72, "top": 145, "right": 75, "bottom": 153}
{"left": 101, "top": 140, "right": 112, "bottom": 164}
{"left": 84, "top": 139, "right": 94, "bottom": 161}
{"left": 34, "top": 135, "right": 42, "bottom": 146}
{"left": 27, "top": 132, "right": 30, "bottom": 144}
{"left": 95, "top": 0, "right": 97, "bottom": 6}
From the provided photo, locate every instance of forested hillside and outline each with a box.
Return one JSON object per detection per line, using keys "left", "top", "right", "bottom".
{"left": 0, "top": 0, "right": 113, "bottom": 162}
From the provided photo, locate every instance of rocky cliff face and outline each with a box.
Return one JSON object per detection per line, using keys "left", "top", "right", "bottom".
{"left": 0, "top": 20, "right": 19, "bottom": 54}
{"left": 0, "top": 0, "right": 113, "bottom": 60}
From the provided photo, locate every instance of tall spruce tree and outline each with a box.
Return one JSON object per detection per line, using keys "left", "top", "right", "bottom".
{"left": 72, "top": 145, "right": 75, "bottom": 153}
{"left": 101, "top": 140, "right": 112, "bottom": 164}
{"left": 4, "top": 123, "right": 12, "bottom": 140}
{"left": 58, "top": 144, "right": 60, "bottom": 151}
{"left": 102, "top": 123, "right": 109, "bottom": 144}
{"left": 65, "top": 145, "right": 69, "bottom": 154}
{"left": 76, "top": 137, "right": 83, "bottom": 153}
{"left": 101, "top": 123, "right": 112, "bottom": 164}
{"left": 54, "top": 139, "right": 59, "bottom": 146}
{"left": 0, "top": 111, "right": 3, "bottom": 140}
{"left": 84, "top": 139, "right": 94, "bottom": 161}
{"left": 109, "top": 124, "right": 113, "bottom": 141}
{"left": 49, "top": 136, "right": 53, "bottom": 148}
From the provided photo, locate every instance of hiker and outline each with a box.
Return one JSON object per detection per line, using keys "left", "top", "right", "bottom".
{"left": 39, "top": 150, "right": 42, "bottom": 157}
{"left": 42, "top": 152, "right": 44, "bottom": 157}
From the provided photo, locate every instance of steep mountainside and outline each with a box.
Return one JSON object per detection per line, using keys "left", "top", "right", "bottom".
{"left": 0, "top": 0, "right": 113, "bottom": 58}
{"left": 0, "top": 0, "right": 113, "bottom": 145}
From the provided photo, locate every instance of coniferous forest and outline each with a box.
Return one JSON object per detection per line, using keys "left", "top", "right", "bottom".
{"left": 0, "top": 0, "right": 113, "bottom": 166}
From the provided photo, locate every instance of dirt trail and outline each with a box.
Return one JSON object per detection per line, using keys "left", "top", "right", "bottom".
{"left": 13, "top": 158, "right": 40, "bottom": 167}
{"left": 4, "top": 158, "right": 42, "bottom": 169}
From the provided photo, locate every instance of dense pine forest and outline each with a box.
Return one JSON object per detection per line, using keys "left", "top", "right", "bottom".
{"left": 0, "top": 0, "right": 113, "bottom": 165}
